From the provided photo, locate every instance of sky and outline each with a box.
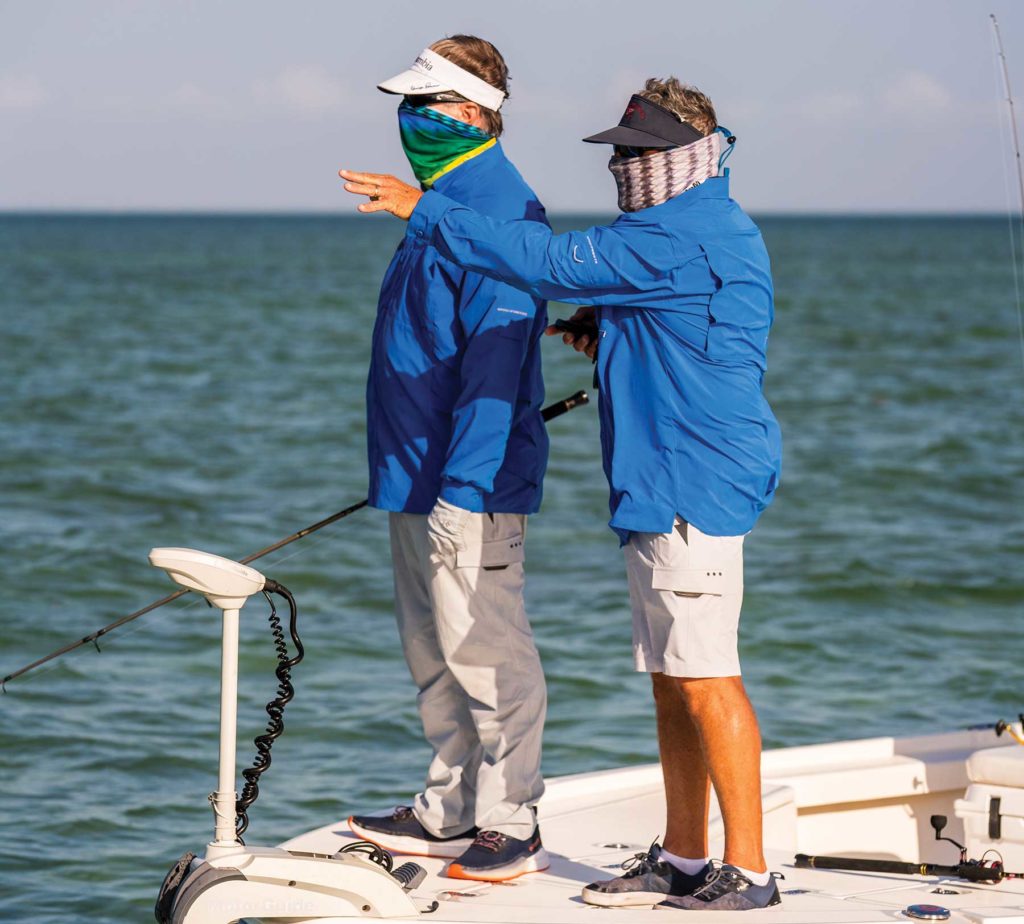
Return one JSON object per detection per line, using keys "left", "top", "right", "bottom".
{"left": 3, "top": 0, "right": 1024, "bottom": 213}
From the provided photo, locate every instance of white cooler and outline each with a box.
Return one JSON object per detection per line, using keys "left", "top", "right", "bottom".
{"left": 954, "top": 744, "right": 1024, "bottom": 869}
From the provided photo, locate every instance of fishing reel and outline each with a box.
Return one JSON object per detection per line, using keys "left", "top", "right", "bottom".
{"left": 995, "top": 714, "right": 1024, "bottom": 746}
{"left": 929, "top": 814, "right": 1010, "bottom": 882}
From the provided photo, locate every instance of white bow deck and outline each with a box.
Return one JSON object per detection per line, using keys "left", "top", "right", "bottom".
{"left": 282, "top": 728, "right": 1024, "bottom": 923}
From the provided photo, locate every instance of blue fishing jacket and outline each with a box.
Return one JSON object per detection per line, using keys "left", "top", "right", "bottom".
{"left": 406, "top": 175, "right": 782, "bottom": 539}
{"left": 366, "top": 141, "right": 549, "bottom": 515}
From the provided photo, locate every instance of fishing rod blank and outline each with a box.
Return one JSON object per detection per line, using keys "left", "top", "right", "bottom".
{"left": 2, "top": 389, "right": 589, "bottom": 689}
{"left": 992, "top": 15, "right": 1024, "bottom": 222}
{"left": 991, "top": 13, "right": 1024, "bottom": 375}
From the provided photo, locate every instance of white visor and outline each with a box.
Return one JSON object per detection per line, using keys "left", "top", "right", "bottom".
{"left": 377, "top": 47, "right": 505, "bottom": 112}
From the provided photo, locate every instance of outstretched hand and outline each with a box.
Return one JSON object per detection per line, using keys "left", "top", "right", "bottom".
{"left": 339, "top": 169, "right": 423, "bottom": 220}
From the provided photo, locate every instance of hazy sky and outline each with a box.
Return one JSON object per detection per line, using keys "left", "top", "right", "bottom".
{"left": 3, "top": 0, "right": 1024, "bottom": 213}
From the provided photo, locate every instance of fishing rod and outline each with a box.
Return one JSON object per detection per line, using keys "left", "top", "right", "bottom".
{"left": 794, "top": 853, "right": 1017, "bottom": 884}
{"left": 992, "top": 14, "right": 1024, "bottom": 222}
{"left": 991, "top": 13, "right": 1024, "bottom": 373}
{"left": 795, "top": 814, "right": 1023, "bottom": 883}
{"left": 2, "top": 389, "right": 589, "bottom": 690}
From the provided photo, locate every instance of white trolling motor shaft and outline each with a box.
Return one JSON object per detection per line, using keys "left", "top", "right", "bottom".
{"left": 149, "top": 547, "right": 267, "bottom": 854}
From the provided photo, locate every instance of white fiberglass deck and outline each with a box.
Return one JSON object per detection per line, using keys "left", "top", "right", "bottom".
{"left": 282, "top": 729, "right": 1024, "bottom": 923}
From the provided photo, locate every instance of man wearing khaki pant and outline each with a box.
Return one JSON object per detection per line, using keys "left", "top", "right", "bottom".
{"left": 346, "top": 34, "right": 551, "bottom": 883}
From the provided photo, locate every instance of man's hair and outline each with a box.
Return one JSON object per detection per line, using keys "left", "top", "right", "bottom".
{"left": 639, "top": 77, "right": 717, "bottom": 136}
{"left": 429, "top": 34, "right": 509, "bottom": 136}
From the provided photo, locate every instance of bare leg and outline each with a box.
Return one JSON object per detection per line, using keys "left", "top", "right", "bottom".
{"left": 653, "top": 672, "right": 710, "bottom": 859}
{"left": 657, "top": 673, "right": 766, "bottom": 873}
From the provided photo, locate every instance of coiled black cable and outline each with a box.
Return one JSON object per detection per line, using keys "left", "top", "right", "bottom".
{"left": 336, "top": 840, "right": 395, "bottom": 872}
{"left": 234, "top": 579, "right": 304, "bottom": 840}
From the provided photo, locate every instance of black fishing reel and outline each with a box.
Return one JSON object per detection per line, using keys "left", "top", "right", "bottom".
{"left": 994, "top": 714, "right": 1024, "bottom": 744}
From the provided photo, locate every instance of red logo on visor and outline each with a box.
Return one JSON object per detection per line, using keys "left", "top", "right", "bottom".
{"left": 625, "top": 102, "right": 646, "bottom": 121}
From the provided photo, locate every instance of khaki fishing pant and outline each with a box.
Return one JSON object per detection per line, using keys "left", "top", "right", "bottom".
{"left": 389, "top": 510, "right": 546, "bottom": 840}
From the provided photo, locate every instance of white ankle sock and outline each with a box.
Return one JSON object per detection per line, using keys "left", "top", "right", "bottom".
{"left": 733, "top": 865, "right": 772, "bottom": 886}
{"left": 659, "top": 848, "right": 709, "bottom": 875}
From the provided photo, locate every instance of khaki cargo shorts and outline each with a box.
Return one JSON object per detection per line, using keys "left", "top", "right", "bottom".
{"left": 623, "top": 517, "right": 744, "bottom": 678}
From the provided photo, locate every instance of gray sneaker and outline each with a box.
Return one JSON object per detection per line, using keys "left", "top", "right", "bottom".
{"left": 657, "top": 863, "right": 782, "bottom": 911}
{"left": 582, "top": 842, "right": 711, "bottom": 907}
{"left": 348, "top": 806, "right": 477, "bottom": 859}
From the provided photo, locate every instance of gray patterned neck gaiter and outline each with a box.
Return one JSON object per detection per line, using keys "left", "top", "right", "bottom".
{"left": 609, "top": 131, "right": 722, "bottom": 212}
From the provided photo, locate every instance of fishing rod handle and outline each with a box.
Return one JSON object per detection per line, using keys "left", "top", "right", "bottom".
{"left": 954, "top": 862, "right": 1006, "bottom": 882}
{"left": 541, "top": 389, "right": 589, "bottom": 422}
{"left": 795, "top": 854, "right": 926, "bottom": 876}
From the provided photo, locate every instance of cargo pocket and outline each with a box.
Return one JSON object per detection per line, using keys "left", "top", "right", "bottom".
{"left": 455, "top": 534, "right": 525, "bottom": 571}
{"left": 651, "top": 567, "right": 742, "bottom": 598}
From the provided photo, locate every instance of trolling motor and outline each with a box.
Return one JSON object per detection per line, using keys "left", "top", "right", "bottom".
{"left": 150, "top": 548, "right": 425, "bottom": 923}
{"left": 794, "top": 814, "right": 1021, "bottom": 884}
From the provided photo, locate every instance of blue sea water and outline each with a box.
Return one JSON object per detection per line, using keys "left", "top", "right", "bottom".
{"left": 0, "top": 213, "right": 1022, "bottom": 921}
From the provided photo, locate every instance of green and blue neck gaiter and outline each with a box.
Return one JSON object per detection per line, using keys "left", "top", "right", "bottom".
{"left": 397, "top": 100, "right": 496, "bottom": 189}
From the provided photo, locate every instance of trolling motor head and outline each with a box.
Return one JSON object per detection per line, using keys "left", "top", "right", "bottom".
{"left": 149, "top": 548, "right": 265, "bottom": 610}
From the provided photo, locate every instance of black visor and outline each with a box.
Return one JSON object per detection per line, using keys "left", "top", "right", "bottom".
{"left": 582, "top": 94, "right": 704, "bottom": 149}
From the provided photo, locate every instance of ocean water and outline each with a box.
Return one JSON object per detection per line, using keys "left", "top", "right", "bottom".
{"left": 1, "top": 213, "right": 1022, "bottom": 921}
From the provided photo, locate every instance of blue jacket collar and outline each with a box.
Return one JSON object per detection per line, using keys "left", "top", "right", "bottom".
{"left": 432, "top": 139, "right": 505, "bottom": 198}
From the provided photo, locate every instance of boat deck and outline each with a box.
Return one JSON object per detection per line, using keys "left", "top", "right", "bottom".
{"left": 283, "top": 732, "right": 1024, "bottom": 923}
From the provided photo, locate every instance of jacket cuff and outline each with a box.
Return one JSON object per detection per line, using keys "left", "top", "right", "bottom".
{"left": 407, "top": 190, "right": 455, "bottom": 244}
{"left": 440, "top": 479, "right": 484, "bottom": 513}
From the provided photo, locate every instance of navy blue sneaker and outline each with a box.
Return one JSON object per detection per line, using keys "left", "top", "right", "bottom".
{"left": 657, "top": 863, "right": 781, "bottom": 911}
{"left": 348, "top": 806, "right": 477, "bottom": 859}
{"left": 583, "top": 842, "right": 711, "bottom": 907}
{"left": 446, "top": 827, "right": 550, "bottom": 882}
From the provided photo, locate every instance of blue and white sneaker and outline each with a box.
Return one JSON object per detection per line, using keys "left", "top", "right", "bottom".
{"left": 348, "top": 806, "right": 477, "bottom": 859}
{"left": 657, "top": 863, "right": 781, "bottom": 911}
{"left": 446, "top": 827, "right": 550, "bottom": 882}
{"left": 583, "top": 842, "right": 711, "bottom": 907}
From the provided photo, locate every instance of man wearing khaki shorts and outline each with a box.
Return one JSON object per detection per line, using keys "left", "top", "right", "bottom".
{"left": 626, "top": 519, "right": 745, "bottom": 679}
